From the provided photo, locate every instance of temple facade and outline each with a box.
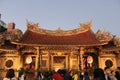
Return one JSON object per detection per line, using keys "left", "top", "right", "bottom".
{"left": 0, "top": 21, "right": 120, "bottom": 77}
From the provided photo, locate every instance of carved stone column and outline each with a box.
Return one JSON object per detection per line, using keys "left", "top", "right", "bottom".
{"left": 80, "top": 47, "right": 84, "bottom": 70}
{"left": 49, "top": 51, "right": 51, "bottom": 70}
{"left": 78, "top": 49, "right": 80, "bottom": 71}
{"left": 68, "top": 51, "right": 71, "bottom": 70}
{"left": 36, "top": 47, "right": 41, "bottom": 70}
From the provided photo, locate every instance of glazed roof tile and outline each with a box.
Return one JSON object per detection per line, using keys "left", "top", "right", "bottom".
{"left": 18, "top": 29, "right": 100, "bottom": 46}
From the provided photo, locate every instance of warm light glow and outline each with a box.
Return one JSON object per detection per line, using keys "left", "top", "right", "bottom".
{"left": 54, "top": 65, "right": 64, "bottom": 72}
{"left": 55, "top": 67, "right": 60, "bottom": 72}
{"left": 87, "top": 56, "right": 93, "bottom": 64}
{"left": 26, "top": 56, "right": 32, "bottom": 64}
{"left": 57, "top": 52, "right": 62, "bottom": 55}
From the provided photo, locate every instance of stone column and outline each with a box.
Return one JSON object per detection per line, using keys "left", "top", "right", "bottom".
{"left": 78, "top": 49, "right": 80, "bottom": 71}
{"left": 36, "top": 47, "right": 41, "bottom": 70}
{"left": 68, "top": 51, "right": 70, "bottom": 70}
{"left": 36, "top": 47, "right": 41, "bottom": 79}
{"left": 49, "top": 52, "right": 51, "bottom": 70}
{"left": 17, "top": 45, "right": 23, "bottom": 68}
{"left": 80, "top": 47, "right": 84, "bottom": 70}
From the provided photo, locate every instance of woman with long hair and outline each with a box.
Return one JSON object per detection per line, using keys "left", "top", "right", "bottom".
{"left": 3, "top": 68, "right": 18, "bottom": 80}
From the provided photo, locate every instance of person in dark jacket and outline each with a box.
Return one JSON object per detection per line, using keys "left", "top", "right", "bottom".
{"left": 80, "top": 71, "right": 90, "bottom": 80}
{"left": 115, "top": 67, "right": 120, "bottom": 80}
{"left": 62, "top": 69, "right": 72, "bottom": 80}
{"left": 83, "top": 71, "right": 90, "bottom": 80}
{"left": 93, "top": 68, "right": 106, "bottom": 80}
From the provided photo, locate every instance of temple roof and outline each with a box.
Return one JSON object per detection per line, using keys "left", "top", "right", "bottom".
{"left": 12, "top": 21, "right": 103, "bottom": 46}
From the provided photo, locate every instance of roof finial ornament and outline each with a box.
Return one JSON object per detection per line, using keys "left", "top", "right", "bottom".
{"left": 26, "top": 20, "right": 40, "bottom": 30}
{"left": 26, "top": 19, "right": 32, "bottom": 26}
{"left": 79, "top": 21, "right": 92, "bottom": 30}
{"left": 55, "top": 27, "right": 63, "bottom": 34}
{"left": 57, "top": 27, "right": 61, "bottom": 30}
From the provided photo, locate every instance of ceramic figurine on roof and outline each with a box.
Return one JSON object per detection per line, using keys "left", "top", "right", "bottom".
{"left": 25, "top": 21, "right": 93, "bottom": 36}
{"left": 95, "top": 29, "right": 112, "bottom": 43}
{"left": 112, "top": 35, "right": 120, "bottom": 46}
{"left": 80, "top": 21, "right": 92, "bottom": 30}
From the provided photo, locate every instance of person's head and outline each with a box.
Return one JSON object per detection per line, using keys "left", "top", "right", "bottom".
{"left": 18, "top": 68, "right": 24, "bottom": 77}
{"left": 81, "top": 71, "right": 84, "bottom": 76}
{"left": 94, "top": 68, "right": 104, "bottom": 78}
{"left": 111, "top": 70, "right": 116, "bottom": 76}
{"left": 104, "top": 67, "right": 111, "bottom": 75}
{"left": 84, "top": 71, "right": 89, "bottom": 76}
{"left": 6, "top": 68, "right": 15, "bottom": 78}
{"left": 116, "top": 67, "right": 120, "bottom": 72}
{"left": 57, "top": 69, "right": 62, "bottom": 74}
{"left": 94, "top": 68, "right": 106, "bottom": 80}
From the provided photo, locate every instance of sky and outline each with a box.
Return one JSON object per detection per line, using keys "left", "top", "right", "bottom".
{"left": 0, "top": 0, "right": 120, "bottom": 37}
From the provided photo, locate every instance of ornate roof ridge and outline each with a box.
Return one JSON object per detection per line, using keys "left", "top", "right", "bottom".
{"left": 26, "top": 21, "right": 92, "bottom": 36}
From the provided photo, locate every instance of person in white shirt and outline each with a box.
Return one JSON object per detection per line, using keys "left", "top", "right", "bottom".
{"left": 3, "top": 68, "right": 18, "bottom": 80}
{"left": 104, "top": 67, "right": 111, "bottom": 80}
{"left": 111, "top": 70, "right": 117, "bottom": 80}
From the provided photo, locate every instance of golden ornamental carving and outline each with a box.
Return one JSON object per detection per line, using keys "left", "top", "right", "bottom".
{"left": 0, "top": 34, "right": 5, "bottom": 46}
{"left": 0, "top": 29, "right": 23, "bottom": 46}
{"left": 112, "top": 36, "right": 120, "bottom": 46}
{"left": 79, "top": 21, "right": 92, "bottom": 30}
{"left": 26, "top": 21, "right": 92, "bottom": 36}
{"left": 19, "top": 46, "right": 37, "bottom": 54}
{"left": 6, "top": 29, "right": 23, "bottom": 41}
{"left": 95, "top": 30, "right": 112, "bottom": 42}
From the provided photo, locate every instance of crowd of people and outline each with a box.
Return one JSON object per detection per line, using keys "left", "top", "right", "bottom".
{"left": 2, "top": 67, "right": 120, "bottom": 80}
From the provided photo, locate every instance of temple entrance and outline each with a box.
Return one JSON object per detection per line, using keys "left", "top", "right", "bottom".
{"left": 52, "top": 56, "right": 67, "bottom": 71}
{"left": 83, "top": 53, "right": 98, "bottom": 69}
{"left": 22, "top": 53, "right": 36, "bottom": 71}
{"left": 22, "top": 53, "right": 36, "bottom": 79}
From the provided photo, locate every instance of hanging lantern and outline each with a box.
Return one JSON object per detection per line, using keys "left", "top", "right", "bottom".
{"left": 87, "top": 56, "right": 93, "bottom": 64}
{"left": 26, "top": 56, "right": 32, "bottom": 64}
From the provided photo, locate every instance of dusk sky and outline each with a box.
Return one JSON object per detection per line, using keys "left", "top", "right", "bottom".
{"left": 0, "top": 0, "right": 120, "bottom": 37}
